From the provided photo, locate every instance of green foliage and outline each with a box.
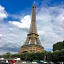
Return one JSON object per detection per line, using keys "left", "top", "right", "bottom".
{"left": 52, "top": 50, "right": 60, "bottom": 62}
{"left": 0, "top": 55, "right": 2, "bottom": 58}
{"left": 46, "top": 52, "right": 52, "bottom": 62}
{"left": 1, "top": 52, "right": 11, "bottom": 59}
{"left": 51, "top": 49, "right": 64, "bottom": 62}
{"left": 20, "top": 52, "right": 45, "bottom": 61}
{"left": 52, "top": 40, "right": 64, "bottom": 62}
{"left": 5, "top": 52, "right": 11, "bottom": 58}
{"left": 53, "top": 41, "right": 64, "bottom": 51}
{"left": 11, "top": 54, "right": 20, "bottom": 58}
{"left": 0, "top": 52, "right": 20, "bottom": 59}
{"left": 60, "top": 49, "right": 64, "bottom": 61}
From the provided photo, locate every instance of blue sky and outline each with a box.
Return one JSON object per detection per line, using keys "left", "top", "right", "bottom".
{"left": 0, "top": 0, "right": 64, "bottom": 21}
{"left": 0, "top": 0, "right": 64, "bottom": 54}
{"left": 0, "top": 0, "right": 64, "bottom": 13}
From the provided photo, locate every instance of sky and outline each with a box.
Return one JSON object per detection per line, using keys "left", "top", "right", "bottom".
{"left": 0, "top": 0, "right": 64, "bottom": 54}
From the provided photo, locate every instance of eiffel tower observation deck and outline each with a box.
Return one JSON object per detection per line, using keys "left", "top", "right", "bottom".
{"left": 19, "top": 1, "right": 44, "bottom": 53}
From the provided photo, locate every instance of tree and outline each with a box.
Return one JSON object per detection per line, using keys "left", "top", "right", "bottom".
{"left": 2, "top": 52, "right": 11, "bottom": 59}
{"left": 46, "top": 52, "right": 52, "bottom": 62}
{"left": 20, "top": 52, "right": 45, "bottom": 61}
{"left": 11, "top": 54, "right": 20, "bottom": 59}
{"left": 60, "top": 49, "right": 64, "bottom": 61}
{"left": 53, "top": 41, "right": 64, "bottom": 51}
{"left": 52, "top": 50, "right": 61, "bottom": 62}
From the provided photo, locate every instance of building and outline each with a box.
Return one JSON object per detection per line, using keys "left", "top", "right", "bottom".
{"left": 19, "top": 1, "right": 44, "bottom": 53}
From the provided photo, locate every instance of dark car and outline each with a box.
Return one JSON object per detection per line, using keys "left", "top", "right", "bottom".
{"left": 0, "top": 62, "right": 8, "bottom": 64}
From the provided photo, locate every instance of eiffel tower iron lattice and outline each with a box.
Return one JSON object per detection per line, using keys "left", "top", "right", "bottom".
{"left": 19, "top": 1, "right": 44, "bottom": 53}
{"left": 24, "top": 3, "right": 41, "bottom": 46}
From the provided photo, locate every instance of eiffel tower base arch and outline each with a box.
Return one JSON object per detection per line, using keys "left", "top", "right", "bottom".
{"left": 19, "top": 44, "right": 44, "bottom": 54}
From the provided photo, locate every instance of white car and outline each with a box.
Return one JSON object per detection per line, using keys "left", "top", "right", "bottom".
{"left": 32, "top": 62, "right": 37, "bottom": 64}
{"left": 44, "top": 61, "right": 48, "bottom": 64}
{"left": 22, "top": 61, "right": 26, "bottom": 63}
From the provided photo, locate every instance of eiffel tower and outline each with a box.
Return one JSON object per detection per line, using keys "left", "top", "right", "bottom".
{"left": 19, "top": 1, "right": 44, "bottom": 53}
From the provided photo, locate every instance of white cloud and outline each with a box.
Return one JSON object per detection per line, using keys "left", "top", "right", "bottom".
{"left": 0, "top": 23, "right": 27, "bottom": 54}
{"left": 0, "top": 5, "right": 8, "bottom": 21}
{"left": 9, "top": 15, "right": 31, "bottom": 28}
{"left": 37, "top": 6, "right": 64, "bottom": 49}
{"left": 0, "top": 34, "right": 3, "bottom": 37}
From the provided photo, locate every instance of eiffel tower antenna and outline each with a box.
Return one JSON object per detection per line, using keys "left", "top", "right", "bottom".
{"left": 34, "top": 0, "right": 36, "bottom": 4}
{"left": 34, "top": 0, "right": 36, "bottom": 5}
